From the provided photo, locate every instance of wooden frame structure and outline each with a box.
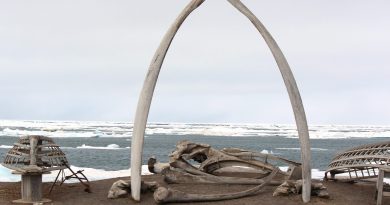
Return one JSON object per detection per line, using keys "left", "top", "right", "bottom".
{"left": 2, "top": 135, "right": 69, "bottom": 204}
{"left": 49, "top": 162, "right": 91, "bottom": 194}
{"left": 325, "top": 141, "right": 390, "bottom": 181}
{"left": 2, "top": 135, "right": 91, "bottom": 203}
{"left": 131, "top": 0, "right": 312, "bottom": 202}
{"left": 2, "top": 135, "right": 68, "bottom": 173}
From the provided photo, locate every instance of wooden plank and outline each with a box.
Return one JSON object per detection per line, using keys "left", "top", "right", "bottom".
{"left": 330, "top": 155, "right": 389, "bottom": 164}
{"left": 377, "top": 169, "right": 384, "bottom": 205}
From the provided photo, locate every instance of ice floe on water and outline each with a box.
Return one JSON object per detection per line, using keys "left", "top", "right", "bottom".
{"left": 0, "top": 164, "right": 151, "bottom": 183}
{"left": 0, "top": 164, "right": 328, "bottom": 183}
{"left": 1, "top": 120, "right": 390, "bottom": 139}
{"left": 280, "top": 167, "right": 325, "bottom": 180}
{"left": 0, "top": 120, "right": 132, "bottom": 138}
{"left": 260, "top": 149, "right": 274, "bottom": 154}
{"left": 0, "top": 144, "right": 131, "bottom": 150}
{"left": 275, "top": 148, "right": 328, "bottom": 151}
{"left": 75, "top": 144, "right": 129, "bottom": 150}
{"left": 2, "top": 128, "right": 103, "bottom": 138}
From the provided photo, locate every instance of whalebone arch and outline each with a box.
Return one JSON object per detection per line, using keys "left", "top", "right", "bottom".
{"left": 131, "top": 0, "right": 312, "bottom": 202}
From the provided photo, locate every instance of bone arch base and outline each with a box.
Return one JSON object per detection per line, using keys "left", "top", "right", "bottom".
{"left": 131, "top": 0, "right": 312, "bottom": 203}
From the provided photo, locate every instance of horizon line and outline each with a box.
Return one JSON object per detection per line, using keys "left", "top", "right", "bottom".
{"left": 0, "top": 119, "right": 389, "bottom": 127}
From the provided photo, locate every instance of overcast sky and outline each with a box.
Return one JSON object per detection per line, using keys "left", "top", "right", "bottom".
{"left": 0, "top": 0, "right": 389, "bottom": 125}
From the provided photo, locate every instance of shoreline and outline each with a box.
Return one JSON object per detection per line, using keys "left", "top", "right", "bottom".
{"left": 0, "top": 174, "right": 387, "bottom": 205}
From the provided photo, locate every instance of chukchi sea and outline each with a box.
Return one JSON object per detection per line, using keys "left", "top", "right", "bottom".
{"left": 0, "top": 120, "right": 389, "bottom": 183}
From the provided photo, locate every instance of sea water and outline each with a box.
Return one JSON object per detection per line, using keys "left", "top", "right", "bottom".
{"left": 0, "top": 120, "right": 389, "bottom": 182}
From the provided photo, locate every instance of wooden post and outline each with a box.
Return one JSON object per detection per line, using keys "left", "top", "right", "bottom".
{"left": 21, "top": 174, "right": 42, "bottom": 202}
{"left": 376, "top": 168, "right": 390, "bottom": 205}
{"left": 30, "top": 136, "right": 38, "bottom": 166}
{"left": 377, "top": 169, "right": 384, "bottom": 205}
{"left": 12, "top": 172, "right": 51, "bottom": 204}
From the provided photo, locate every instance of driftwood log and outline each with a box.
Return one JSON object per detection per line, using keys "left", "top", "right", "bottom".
{"left": 131, "top": 0, "right": 312, "bottom": 202}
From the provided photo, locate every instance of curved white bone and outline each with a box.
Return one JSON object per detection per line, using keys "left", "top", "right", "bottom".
{"left": 131, "top": 0, "right": 312, "bottom": 202}
{"left": 130, "top": 0, "right": 205, "bottom": 201}
{"left": 226, "top": 0, "right": 312, "bottom": 202}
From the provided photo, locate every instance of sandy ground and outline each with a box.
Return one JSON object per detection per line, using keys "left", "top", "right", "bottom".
{"left": 0, "top": 174, "right": 388, "bottom": 205}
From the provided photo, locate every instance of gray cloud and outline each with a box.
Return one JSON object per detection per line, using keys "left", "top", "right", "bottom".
{"left": 0, "top": 0, "right": 389, "bottom": 124}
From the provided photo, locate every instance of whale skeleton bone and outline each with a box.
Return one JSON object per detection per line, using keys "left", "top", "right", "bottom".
{"left": 112, "top": 141, "right": 301, "bottom": 203}
{"left": 169, "top": 140, "right": 280, "bottom": 174}
{"left": 162, "top": 168, "right": 284, "bottom": 186}
{"left": 221, "top": 147, "right": 301, "bottom": 166}
{"left": 154, "top": 169, "right": 278, "bottom": 204}
{"left": 108, "top": 169, "right": 277, "bottom": 203}
{"left": 112, "top": 141, "right": 287, "bottom": 204}
{"left": 149, "top": 140, "right": 302, "bottom": 186}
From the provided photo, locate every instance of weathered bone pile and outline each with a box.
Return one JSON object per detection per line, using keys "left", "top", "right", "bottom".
{"left": 108, "top": 180, "right": 158, "bottom": 199}
{"left": 109, "top": 140, "right": 321, "bottom": 203}
{"left": 273, "top": 180, "right": 329, "bottom": 198}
